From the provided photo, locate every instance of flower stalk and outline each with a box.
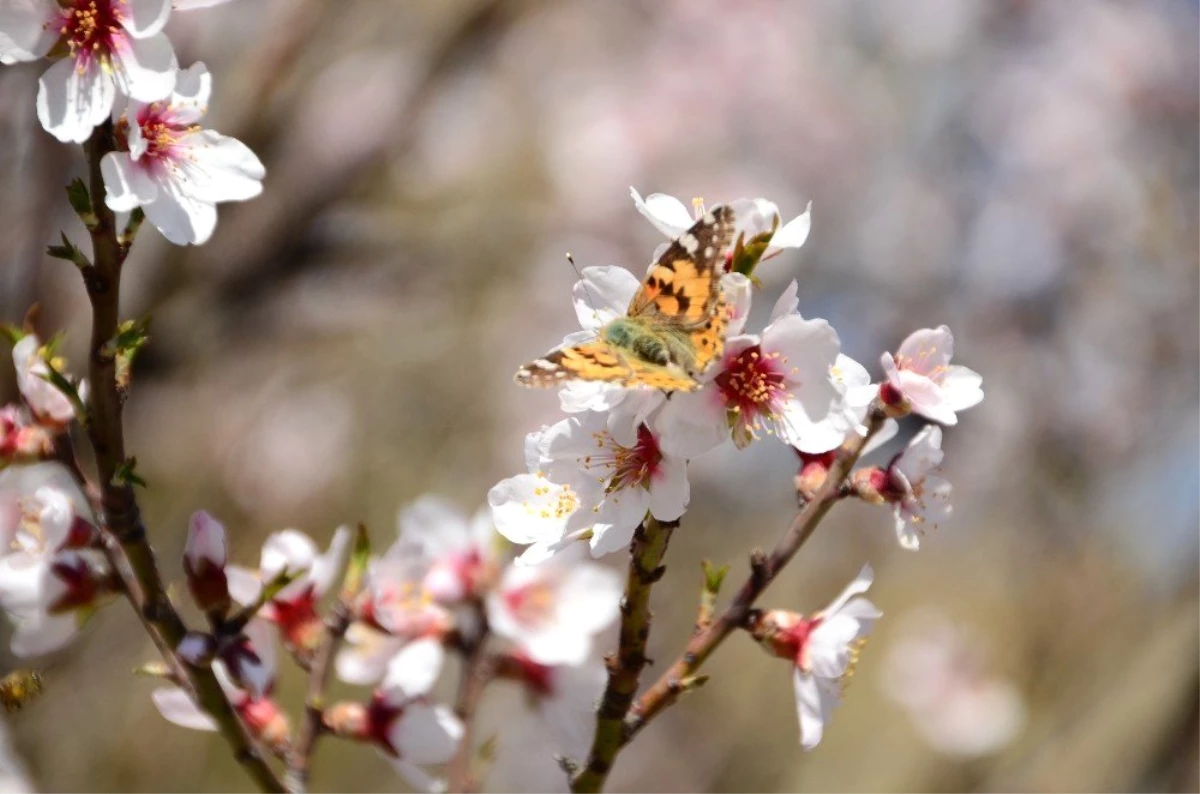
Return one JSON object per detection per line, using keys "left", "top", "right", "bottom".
{"left": 570, "top": 515, "right": 677, "bottom": 793}
{"left": 80, "top": 121, "right": 287, "bottom": 794}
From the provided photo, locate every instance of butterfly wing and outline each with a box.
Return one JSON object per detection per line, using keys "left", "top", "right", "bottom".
{"left": 627, "top": 205, "right": 736, "bottom": 374}
{"left": 515, "top": 339, "right": 700, "bottom": 391}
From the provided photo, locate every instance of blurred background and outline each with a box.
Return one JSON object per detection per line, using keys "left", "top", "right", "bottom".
{"left": 0, "top": 0, "right": 1197, "bottom": 791}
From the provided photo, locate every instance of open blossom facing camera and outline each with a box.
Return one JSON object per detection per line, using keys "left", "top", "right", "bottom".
{"left": 0, "top": 0, "right": 177, "bottom": 142}
{"left": 880, "top": 326, "right": 983, "bottom": 426}
{"left": 490, "top": 414, "right": 688, "bottom": 562}
{"left": 101, "top": 62, "right": 264, "bottom": 245}
{"left": 656, "top": 281, "right": 850, "bottom": 457}
{"left": 750, "top": 565, "right": 881, "bottom": 750}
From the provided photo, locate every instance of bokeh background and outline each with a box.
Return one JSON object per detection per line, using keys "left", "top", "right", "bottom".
{"left": 0, "top": 0, "right": 1197, "bottom": 791}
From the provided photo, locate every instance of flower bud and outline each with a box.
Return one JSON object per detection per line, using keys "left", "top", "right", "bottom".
{"left": 184, "top": 511, "right": 231, "bottom": 617}
{"left": 849, "top": 467, "right": 892, "bottom": 505}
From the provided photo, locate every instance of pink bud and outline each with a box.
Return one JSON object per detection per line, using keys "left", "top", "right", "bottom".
{"left": 184, "top": 511, "right": 231, "bottom": 616}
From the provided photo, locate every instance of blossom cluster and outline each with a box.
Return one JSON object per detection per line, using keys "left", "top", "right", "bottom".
{"left": 488, "top": 188, "right": 984, "bottom": 747}
{"left": 0, "top": 0, "right": 263, "bottom": 244}
{"left": 0, "top": 184, "right": 983, "bottom": 777}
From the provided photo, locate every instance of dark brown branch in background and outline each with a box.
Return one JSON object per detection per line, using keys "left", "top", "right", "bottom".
{"left": 80, "top": 122, "right": 287, "bottom": 794}
{"left": 447, "top": 604, "right": 494, "bottom": 794}
{"left": 569, "top": 516, "right": 678, "bottom": 792}
{"left": 570, "top": 408, "right": 888, "bottom": 793}
{"left": 286, "top": 603, "right": 352, "bottom": 792}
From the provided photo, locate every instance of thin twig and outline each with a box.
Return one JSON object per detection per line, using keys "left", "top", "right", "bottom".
{"left": 571, "top": 408, "right": 887, "bottom": 793}
{"left": 570, "top": 516, "right": 677, "bottom": 793}
{"left": 79, "top": 122, "right": 286, "bottom": 794}
{"left": 446, "top": 602, "right": 493, "bottom": 793}
{"left": 630, "top": 410, "right": 887, "bottom": 736}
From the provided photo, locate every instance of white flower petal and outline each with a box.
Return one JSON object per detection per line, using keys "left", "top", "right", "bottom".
{"left": 101, "top": 151, "right": 158, "bottom": 211}
{"left": 770, "top": 202, "right": 813, "bottom": 251}
{"left": 0, "top": 0, "right": 56, "bottom": 63}
{"left": 647, "top": 455, "right": 689, "bottom": 522}
{"left": 390, "top": 702, "right": 463, "bottom": 766}
{"left": 37, "top": 57, "right": 115, "bottom": 144}
{"left": 793, "top": 669, "right": 825, "bottom": 750}
{"left": 142, "top": 177, "right": 218, "bottom": 245}
{"left": 488, "top": 474, "right": 576, "bottom": 546}
{"left": 177, "top": 130, "right": 265, "bottom": 203}
{"left": 822, "top": 564, "right": 874, "bottom": 617}
{"left": 113, "top": 31, "right": 177, "bottom": 102}
{"left": 381, "top": 637, "right": 445, "bottom": 697}
{"left": 123, "top": 0, "right": 172, "bottom": 37}
{"left": 630, "top": 187, "right": 693, "bottom": 238}
{"left": 573, "top": 266, "right": 639, "bottom": 330}
{"left": 769, "top": 280, "right": 800, "bottom": 324}
{"left": 152, "top": 686, "right": 218, "bottom": 731}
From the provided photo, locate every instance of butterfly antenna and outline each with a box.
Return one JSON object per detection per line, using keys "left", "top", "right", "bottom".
{"left": 566, "top": 252, "right": 603, "bottom": 328}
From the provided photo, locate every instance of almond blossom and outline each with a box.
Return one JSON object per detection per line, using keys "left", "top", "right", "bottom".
{"left": 183, "top": 510, "right": 230, "bottom": 616}
{"left": 486, "top": 552, "right": 621, "bottom": 665}
{"left": 335, "top": 548, "right": 453, "bottom": 687}
{"left": 0, "top": 463, "right": 108, "bottom": 656}
{"left": 656, "top": 281, "right": 849, "bottom": 458}
{"left": 490, "top": 413, "right": 689, "bottom": 562}
{"left": 0, "top": 0, "right": 177, "bottom": 143}
{"left": 630, "top": 188, "right": 812, "bottom": 259}
{"left": 323, "top": 663, "right": 463, "bottom": 792}
{"left": 101, "top": 62, "right": 265, "bottom": 245}
{"left": 12, "top": 334, "right": 78, "bottom": 426}
{"left": 226, "top": 526, "right": 350, "bottom": 659}
{"left": 750, "top": 565, "right": 881, "bottom": 750}
{"left": 886, "top": 425, "right": 952, "bottom": 551}
{"left": 392, "top": 496, "right": 500, "bottom": 606}
{"left": 880, "top": 326, "right": 983, "bottom": 425}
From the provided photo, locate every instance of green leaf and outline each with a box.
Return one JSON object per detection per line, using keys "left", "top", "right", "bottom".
{"left": 65, "top": 178, "right": 97, "bottom": 229}
{"left": 112, "top": 457, "right": 147, "bottom": 489}
{"left": 701, "top": 560, "right": 728, "bottom": 595}
{"left": 104, "top": 317, "right": 150, "bottom": 391}
{"left": 46, "top": 232, "right": 91, "bottom": 271}
{"left": 118, "top": 208, "right": 145, "bottom": 248}
{"left": 38, "top": 359, "right": 86, "bottom": 421}
{"left": 0, "top": 325, "right": 24, "bottom": 346}
{"left": 730, "top": 214, "right": 780, "bottom": 277}
{"left": 340, "top": 523, "right": 372, "bottom": 601}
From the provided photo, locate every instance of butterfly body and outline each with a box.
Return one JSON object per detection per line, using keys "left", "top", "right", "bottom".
{"left": 517, "top": 206, "right": 737, "bottom": 391}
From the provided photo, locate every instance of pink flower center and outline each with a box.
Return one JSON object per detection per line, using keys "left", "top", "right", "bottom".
{"left": 589, "top": 424, "right": 663, "bottom": 493}
{"left": 129, "top": 104, "right": 200, "bottom": 170}
{"left": 502, "top": 580, "right": 555, "bottom": 629}
{"left": 715, "top": 345, "right": 788, "bottom": 420}
{"left": 782, "top": 616, "right": 822, "bottom": 669}
{"left": 54, "top": 0, "right": 126, "bottom": 68}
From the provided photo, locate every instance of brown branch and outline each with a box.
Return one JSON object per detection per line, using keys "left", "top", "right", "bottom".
{"left": 79, "top": 121, "right": 286, "bottom": 794}
{"left": 570, "top": 516, "right": 677, "bottom": 793}
{"left": 571, "top": 408, "right": 887, "bottom": 793}
{"left": 629, "top": 409, "right": 887, "bottom": 734}
{"left": 446, "top": 603, "right": 493, "bottom": 794}
{"left": 285, "top": 524, "right": 370, "bottom": 793}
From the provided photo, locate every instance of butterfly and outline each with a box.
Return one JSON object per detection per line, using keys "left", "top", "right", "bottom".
{"left": 516, "top": 206, "right": 737, "bottom": 392}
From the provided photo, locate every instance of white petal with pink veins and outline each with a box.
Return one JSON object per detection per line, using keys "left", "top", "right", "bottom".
{"left": 37, "top": 57, "right": 115, "bottom": 143}
{"left": 113, "top": 32, "right": 176, "bottom": 102}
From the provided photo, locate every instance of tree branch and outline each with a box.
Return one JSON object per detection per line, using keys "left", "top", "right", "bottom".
{"left": 626, "top": 408, "right": 888, "bottom": 738}
{"left": 447, "top": 603, "right": 493, "bottom": 793}
{"left": 570, "top": 515, "right": 678, "bottom": 793}
{"left": 80, "top": 122, "right": 287, "bottom": 794}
